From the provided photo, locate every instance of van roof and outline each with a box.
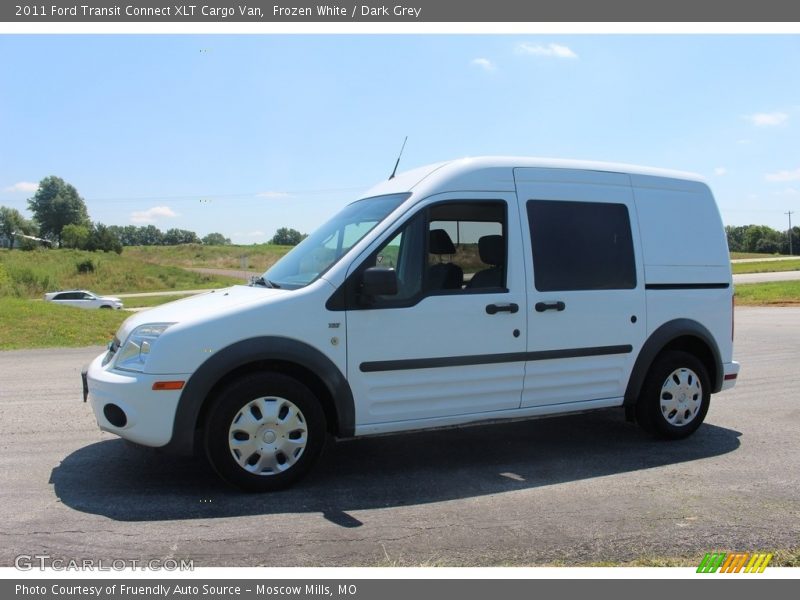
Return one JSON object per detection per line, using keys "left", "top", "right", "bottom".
{"left": 360, "top": 156, "right": 706, "bottom": 199}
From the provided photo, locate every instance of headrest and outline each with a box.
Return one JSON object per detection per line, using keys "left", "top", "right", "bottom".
{"left": 478, "top": 235, "right": 504, "bottom": 266}
{"left": 429, "top": 229, "right": 456, "bottom": 255}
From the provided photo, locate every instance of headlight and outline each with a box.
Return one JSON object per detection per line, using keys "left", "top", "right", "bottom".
{"left": 113, "top": 323, "right": 174, "bottom": 372}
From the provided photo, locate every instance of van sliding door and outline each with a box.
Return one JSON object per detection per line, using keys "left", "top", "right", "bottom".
{"left": 515, "top": 168, "right": 646, "bottom": 409}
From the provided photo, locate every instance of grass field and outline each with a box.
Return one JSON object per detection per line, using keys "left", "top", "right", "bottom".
{"left": 0, "top": 297, "right": 127, "bottom": 350}
{"left": 124, "top": 243, "right": 292, "bottom": 272}
{"left": 0, "top": 248, "right": 241, "bottom": 299}
{"left": 735, "top": 281, "right": 800, "bottom": 305}
{"left": 0, "top": 247, "right": 242, "bottom": 349}
{"left": 731, "top": 259, "right": 800, "bottom": 274}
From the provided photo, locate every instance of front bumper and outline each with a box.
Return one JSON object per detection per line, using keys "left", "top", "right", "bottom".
{"left": 84, "top": 352, "right": 191, "bottom": 448}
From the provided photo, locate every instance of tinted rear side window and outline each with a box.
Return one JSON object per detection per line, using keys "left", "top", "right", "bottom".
{"left": 527, "top": 200, "right": 636, "bottom": 291}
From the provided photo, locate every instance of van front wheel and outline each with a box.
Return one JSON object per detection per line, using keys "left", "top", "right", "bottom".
{"left": 204, "top": 373, "right": 326, "bottom": 492}
{"left": 636, "top": 351, "right": 710, "bottom": 439}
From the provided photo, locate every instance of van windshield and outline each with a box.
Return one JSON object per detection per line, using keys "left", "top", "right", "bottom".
{"left": 258, "top": 193, "right": 409, "bottom": 290}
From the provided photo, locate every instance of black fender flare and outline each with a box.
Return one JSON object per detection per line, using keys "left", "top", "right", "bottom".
{"left": 624, "top": 319, "right": 723, "bottom": 406}
{"left": 162, "top": 337, "right": 354, "bottom": 455}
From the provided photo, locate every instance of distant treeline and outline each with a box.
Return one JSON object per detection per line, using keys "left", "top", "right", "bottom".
{"left": 726, "top": 225, "right": 799, "bottom": 255}
{"left": 0, "top": 176, "right": 305, "bottom": 253}
{"left": 104, "top": 225, "right": 226, "bottom": 247}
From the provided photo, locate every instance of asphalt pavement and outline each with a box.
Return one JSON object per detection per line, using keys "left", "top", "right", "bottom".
{"left": 0, "top": 307, "right": 797, "bottom": 567}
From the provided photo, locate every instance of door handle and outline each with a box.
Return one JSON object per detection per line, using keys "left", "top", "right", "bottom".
{"left": 534, "top": 301, "right": 566, "bottom": 312}
{"left": 486, "top": 303, "right": 519, "bottom": 315}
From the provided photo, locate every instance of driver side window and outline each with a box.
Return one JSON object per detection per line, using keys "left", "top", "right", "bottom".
{"left": 426, "top": 201, "right": 507, "bottom": 293}
{"left": 330, "top": 200, "right": 509, "bottom": 311}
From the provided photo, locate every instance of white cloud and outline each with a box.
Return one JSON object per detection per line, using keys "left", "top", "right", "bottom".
{"left": 516, "top": 42, "right": 578, "bottom": 59}
{"left": 765, "top": 168, "right": 800, "bottom": 183}
{"left": 746, "top": 112, "right": 788, "bottom": 126}
{"left": 774, "top": 188, "right": 799, "bottom": 196}
{"left": 256, "top": 191, "right": 290, "bottom": 199}
{"left": 713, "top": 167, "right": 727, "bottom": 176}
{"left": 3, "top": 181, "right": 39, "bottom": 193}
{"left": 130, "top": 205, "right": 178, "bottom": 224}
{"left": 471, "top": 58, "right": 495, "bottom": 71}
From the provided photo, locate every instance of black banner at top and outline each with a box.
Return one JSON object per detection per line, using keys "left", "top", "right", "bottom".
{"left": 3, "top": 0, "right": 800, "bottom": 23}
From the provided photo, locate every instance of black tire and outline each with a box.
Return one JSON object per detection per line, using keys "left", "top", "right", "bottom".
{"left": 204, "top": 372, "right": 326, "bottom": 492}
{"left": 635, "top": 350, "right": 710, "bottom": 439}
{"left": 100, "top": 305, "right": 112, "bottom": 309}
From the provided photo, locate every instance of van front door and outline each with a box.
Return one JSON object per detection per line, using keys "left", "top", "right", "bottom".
{"left": 514, "top": 168, "right": 646, "bottom": 408}
{"left": 342, "top": 194, "right": 527, "bottom": 434}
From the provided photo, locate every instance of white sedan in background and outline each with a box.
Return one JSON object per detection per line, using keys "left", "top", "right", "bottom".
{"left": 44, "top": 290, "right": 123, "bottom": 310}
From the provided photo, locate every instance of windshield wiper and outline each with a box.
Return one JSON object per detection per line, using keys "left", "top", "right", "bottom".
{"left": 251, "top": 276, "right": 280, "bottom": 289}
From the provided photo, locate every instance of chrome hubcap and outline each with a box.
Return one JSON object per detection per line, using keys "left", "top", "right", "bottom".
{"left": 228, "top": 396, "right": 308, "bottom": 476}
{"left": 659, "top": 368, "right": 703, "bottom": 427}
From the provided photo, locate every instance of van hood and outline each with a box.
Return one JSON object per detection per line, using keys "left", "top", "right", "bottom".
{"left": 114, "top": 285, "right": 285, "bottom": 342}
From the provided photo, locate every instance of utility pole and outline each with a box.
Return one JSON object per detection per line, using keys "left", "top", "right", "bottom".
{"left": 787, "top": 211, "right": 795, "bottom": 255}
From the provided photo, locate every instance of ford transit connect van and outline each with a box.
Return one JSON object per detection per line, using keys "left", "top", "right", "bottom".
{"left": 83, "top": 157, "right": 740, "bottom": 491}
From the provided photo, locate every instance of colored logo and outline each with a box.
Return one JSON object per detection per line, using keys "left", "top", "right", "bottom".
{"left": 697, "top": 552, "right": 772, "bottom": 573}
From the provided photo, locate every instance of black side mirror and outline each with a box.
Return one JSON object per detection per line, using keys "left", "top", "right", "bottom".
{"left": 362, "top": 267, "right": 398, "bottom": 296}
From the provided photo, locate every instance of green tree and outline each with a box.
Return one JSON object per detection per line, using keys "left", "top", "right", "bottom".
{"left": 270, "top": 227, "right": 305, "bottom": 246}
{"left": 108, "top": 224, "right": 159, "bottom": 246}
{"left": 27, "top": 176, "right": 90, "bottom": 246}
{"left": 61, "top": 223, "right": 91, "bottom": 249}
{"left": 0, "top": 207, "right": 38, "bottom": 249}
{"left": 138, "top": 225, "right": 164, "bottom": 246}
{"left": 202, "top": 232, "right": 231, "bottom": 246}
{"left": 742, "top": 224, "right": 782, "bottom": 254}
{"left": 107, "top": 225, "right": 130, "bottom": 246}
{"left": 755, "top": 237, "right": 781, "bottom": 254}
{"left": 85, "top": 223, "right": 123, "bottom": 254}
{"left": 725, "top": 225, "right": 746, "bottom": 253}
{"left": 780, "top": 226, "right": 800, "bottom": 256}
{"left": 0, "top": 206, "right": 25, "bottom": 249}
{"left": 19, "top": 215, "right": 38, "bottom": 236}
{"left": 164, "top": 228, "right": 200, "bottom": 245}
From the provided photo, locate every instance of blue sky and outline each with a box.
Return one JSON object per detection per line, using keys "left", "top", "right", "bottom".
{"left": 1, "top": 35, "right": 799, "bottom": 243}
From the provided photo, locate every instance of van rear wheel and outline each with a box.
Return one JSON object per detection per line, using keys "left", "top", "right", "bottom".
{"left": 636, "top": 351, "right": 710, "bottom": 439}
{"left": 204, "top": 373, "right": 326, "bottom": 492}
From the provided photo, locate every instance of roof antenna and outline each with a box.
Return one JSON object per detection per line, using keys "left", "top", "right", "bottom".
{"left": 388, "top": 136, "right": 408, "bottom": 180}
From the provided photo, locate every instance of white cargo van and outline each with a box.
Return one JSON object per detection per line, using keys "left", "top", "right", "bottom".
{"left": 83, "top": 157, "right": 739, "bottom": 491}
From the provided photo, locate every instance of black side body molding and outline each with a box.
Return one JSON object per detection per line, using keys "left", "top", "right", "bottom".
{"left": 645, "top": 283, "right": 730, "bottom": 290}
{"left": 162, "top": 337, "right": 354, "bottom": 455}
{"left": 624, "top": 319, "right": 723, "bottom": 406}
{"left": 361, "top": 345, "right": 633, "bottom": 373}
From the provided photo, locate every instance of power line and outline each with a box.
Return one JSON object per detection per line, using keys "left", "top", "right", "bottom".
{"left": 787, "top": 211, "right": 795, "bottom": 255}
